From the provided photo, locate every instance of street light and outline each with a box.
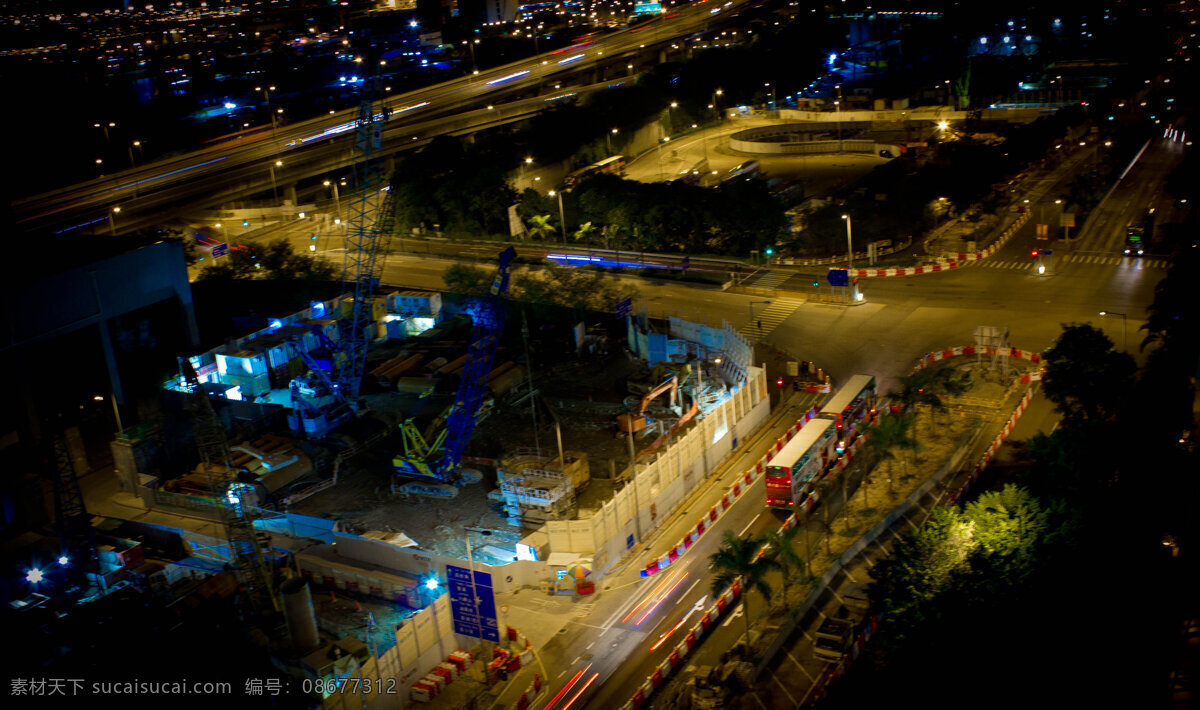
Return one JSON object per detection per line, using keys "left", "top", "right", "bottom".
{"left": 841, "top": 214, "right": 854, "bottom": 270}
{"left": 1099, "top": 310, "right": 1127, "bottom": 351}
{"left": 548, "top": 190, "right": 566, "bottom": 244}
{"left": 109, "top": 206, "right": 121, "bottom": 235}
{"left": 667, "top": 102, "right": 677, "bottom": 136}
{"left": 462, "top": 39, "right": 480, "bottom": 74}
{"left": 835, "top": 84, "right": 843, "bottom": 152}
{"left": 606, "top": 127, "right": 618, "bottom": 155}
{"left": 269, "top": 160, "right": 282, "bottom": 201}
{"left": 658, "top": 136, "right": 671, "bottom": 180}
{"left": 323, "top": 179, "right": 341, "bottom": 223}
{"left": 255, "top": 85, "right": 277, "bottom": 137}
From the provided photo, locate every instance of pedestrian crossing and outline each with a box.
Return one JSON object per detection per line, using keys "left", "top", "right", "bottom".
{"left": 746, "top": 270, "right": 793, "bottom": 289}
{"left": 740, "top": 297, "right": 806, "bottom": 341}
{"left": 970, "top": 254, "right": 1170, "bottom": 270}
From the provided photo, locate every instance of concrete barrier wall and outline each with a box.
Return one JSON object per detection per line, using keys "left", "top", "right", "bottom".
{"left": 546, "top": 367, "right": 770, "bottom": 574}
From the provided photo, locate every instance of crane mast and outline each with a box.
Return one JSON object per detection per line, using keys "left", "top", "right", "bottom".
{"left": 179, "top": 358, "right": 277, "bottom": 615}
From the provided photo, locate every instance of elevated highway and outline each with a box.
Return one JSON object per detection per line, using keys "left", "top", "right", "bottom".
{"left": 14, "top": 0, "right": 760, "bottom": 237}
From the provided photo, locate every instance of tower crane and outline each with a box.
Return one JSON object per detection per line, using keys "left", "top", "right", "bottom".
{"left": 289, "top": 73, "right": 395, "bottom": 439}
{"left": 394, "top": 247, "right": 517, "bottom": 483}
{"left": 179, "top": 358, "right": 278, "bottom": 616}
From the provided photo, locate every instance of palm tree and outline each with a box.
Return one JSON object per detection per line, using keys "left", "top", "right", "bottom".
{"left": 709, "top": 531, "right": 779, "bottom": 646}
{"left": 763, "top": 523, "right": 807, "bottom": 602}
{"left": 574, "top": 221, "right": 595, "bottom": 244}
{"left": 528, "top": 214, "right": 555, "bottom": 241}
{"left": 863, "top": 412, "right": 918, "bottom": 493}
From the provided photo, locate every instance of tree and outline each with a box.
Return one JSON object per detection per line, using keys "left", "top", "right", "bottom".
{"left": 1042, "top": 324, "right": 1136, "bottom": 425}
{"left": 863, "top": 413, "right": 918, "bottom": 492}
{"left": 763, "top": 523, "right": 807, "bottom": 602}
{"left": 709, "top": 531, "right": 780, "bottom": 645}
{"left": 961, "top": 484, "right": 1048, "bottom": 563}
{"left": 527, "top": 214, "right": 556, "bottom": 241}
{"left": 441, "top": 263, "right": 492, "bottom": 296}
{"left": 196, "top": 239, "right": 336, "bottom": 299}
{"left": 573, "top": 221, "right": 595, "bottom": 244}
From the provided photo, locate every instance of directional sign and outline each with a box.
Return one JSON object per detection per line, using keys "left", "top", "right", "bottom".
{"left": 827, "top": 268, "right": 850, "bottom": 287}
{"left": 1038, "top": 249, "right": 1053, "bottom": 256}
{"left": 446, "top": 565, "right": 500, "bottom": 642}
{"left": 616, "top": 297, "right": 633, "bottom": 318}
{"left": 1036, "top": 224, "right": 1048, "bottom": 240}
{"left": 211, "top": 242, "right": 229, "bottom": 259}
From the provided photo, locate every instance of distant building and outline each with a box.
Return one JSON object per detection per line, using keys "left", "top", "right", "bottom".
{"left": 488, "top": 0, "right": 520, "bottom": 23}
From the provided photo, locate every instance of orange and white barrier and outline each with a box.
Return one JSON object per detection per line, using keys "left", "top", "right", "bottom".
{"left": 853, "top": 211, "right": 1031, "bottom": 279}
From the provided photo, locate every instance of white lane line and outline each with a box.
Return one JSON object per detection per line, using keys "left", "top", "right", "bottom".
{"left": 586, "top": 641, "right": 595, "bottom": 650}
{"left": 788, "top": 650, "right": 815, "bottom": 681}
{"left": 571, "top": 656, "right": 581, "bottom": 666}
{"left": 739, "top": 513, "right": 761, "bottom": 537}
{"left": 681, "top": 577, "right": 702, "bottom": 599}
{"left": 772, "top": 671, "right": 799, "bottom": 706}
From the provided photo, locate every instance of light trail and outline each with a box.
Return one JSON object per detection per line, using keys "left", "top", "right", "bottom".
{"left": 634, "top": 572, "right": 690, "bottom": 627}
{"left": 560, "top": 672, "right": 599, "bottom": 710}
{"left": 622, "top": 570, "right": 684, "bottom": 624}
{"left": 542, "top": 666, "right": 589, "bottom": 710}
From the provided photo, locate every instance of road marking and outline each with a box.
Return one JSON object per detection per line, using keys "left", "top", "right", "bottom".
{"left": 586, "top": 641, "right": 595, "bottom": 650}
{"left": 557, "top": 670, "right": 567, "bottom": 679}
{"left": 772, "top": 671, "right": 799, "bottom": 706}
{"left": 571, "top": 656, "right": 581, "bottom": 666}
{"left": 721, "top": 602, "right": 744, "bottom": 627}
{"left": 739, "top": 513, "right": 761, "bottom": 537}
{"left": 682, "top": 577, "right": 702, "bottom": 599}
{"left": 788, "top": 650, "right": 815, "bottom": 680}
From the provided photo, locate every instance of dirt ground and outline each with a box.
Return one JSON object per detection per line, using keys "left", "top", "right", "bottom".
{"left": 287, "top": 319, "right": 802, "bottom": 563}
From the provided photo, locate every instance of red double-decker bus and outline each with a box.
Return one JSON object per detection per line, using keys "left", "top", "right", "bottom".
{"left": 765, "top": 419, "right": 837, "bottom": 510}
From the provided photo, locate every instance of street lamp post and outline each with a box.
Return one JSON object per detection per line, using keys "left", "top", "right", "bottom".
{"left": 606, "top": 127, "right": 618, "bottom": 155}
{"left": 667, "top": 102, "right": 677, "bottom": 136}
{"left": 1099, "top": 310, "right": 1127, "bottom": 351}
{"left": 835, "top": 85, "right": 843, "bottom": 152}
{"left": 462, "top": 39, "right": 479, "bottom": 74}
{"left": 128, "top": 140, "right": 143, "bottom": 196}
{"left": 109, "top": 206, "right": 121, "bottom": 235}
{"left": 323, "top": 180, "right": 341, "bottom": 223}
{"left": 549, "top": 190, "right": 566, "bottom": 244}
{"left": 256, "top": 86, "right": 277, "bottom": 138}
{"left": 269, "top": 160, "right": 282, "bottom": 201}
{"left": 713, "top": 89, "right": 723, "bottom": 121}
{"left": 841, "top": 213, "right": 854, "bottom": 269}
{"left": 658, "top": 136, "right": 671, "bottom": 180}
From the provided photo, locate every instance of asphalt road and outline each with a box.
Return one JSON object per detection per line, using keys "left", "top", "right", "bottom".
{"left": 13, "top": 0, "right": 762, "bottom": 236}
{"left": 204, "top": 125, "right": 1184, "bottom": 710}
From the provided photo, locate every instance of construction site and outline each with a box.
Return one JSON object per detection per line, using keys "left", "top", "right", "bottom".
{"left": 4, "top": 95, "right": 786, "bottom": 707}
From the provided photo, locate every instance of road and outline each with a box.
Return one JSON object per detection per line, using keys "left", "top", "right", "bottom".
{"left": 205, "top": 121, "right": 1185, "bottom": 710}
{"left": 13, "top": 0, "right": 762, "bottom": 237}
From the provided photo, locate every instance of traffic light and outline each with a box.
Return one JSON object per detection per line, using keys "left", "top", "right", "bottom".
{"left": 765, "top": 246, "right": 774, "bottom": 256}
{"left": 776, "top": 377, "right": 784, "bottom": 387}
{"left": 1031, "top": 250, "right": 1039, "bottom": 257}
{"left": 243, "top": 220, "right": 250, "bottom": 227}
{"left": 812, "top": 281, "right": 820, "bottom": 287}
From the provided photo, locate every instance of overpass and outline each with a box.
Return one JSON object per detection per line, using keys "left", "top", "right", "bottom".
{"left": 14, "top": 0, "right": 764, "bottom": 237}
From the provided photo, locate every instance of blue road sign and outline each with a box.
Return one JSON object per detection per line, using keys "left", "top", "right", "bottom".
{"left": 616, "top": 297, "right": 633, "bottom": 318}
{"left": 1039, "top": 249, "right": 1053, "bottom": 256}
{"left": 446, "top": 565, "right": 500, "bottom": 642}
{"left": 211, "top": 242, "right": 229, "bottom": 259}
{"left": 827, "top": 268, "right": 849, "bottom": 287}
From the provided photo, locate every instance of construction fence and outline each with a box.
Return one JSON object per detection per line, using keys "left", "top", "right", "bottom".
{"left": 544, "top": 367, "right": 770, "bottom": 574}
